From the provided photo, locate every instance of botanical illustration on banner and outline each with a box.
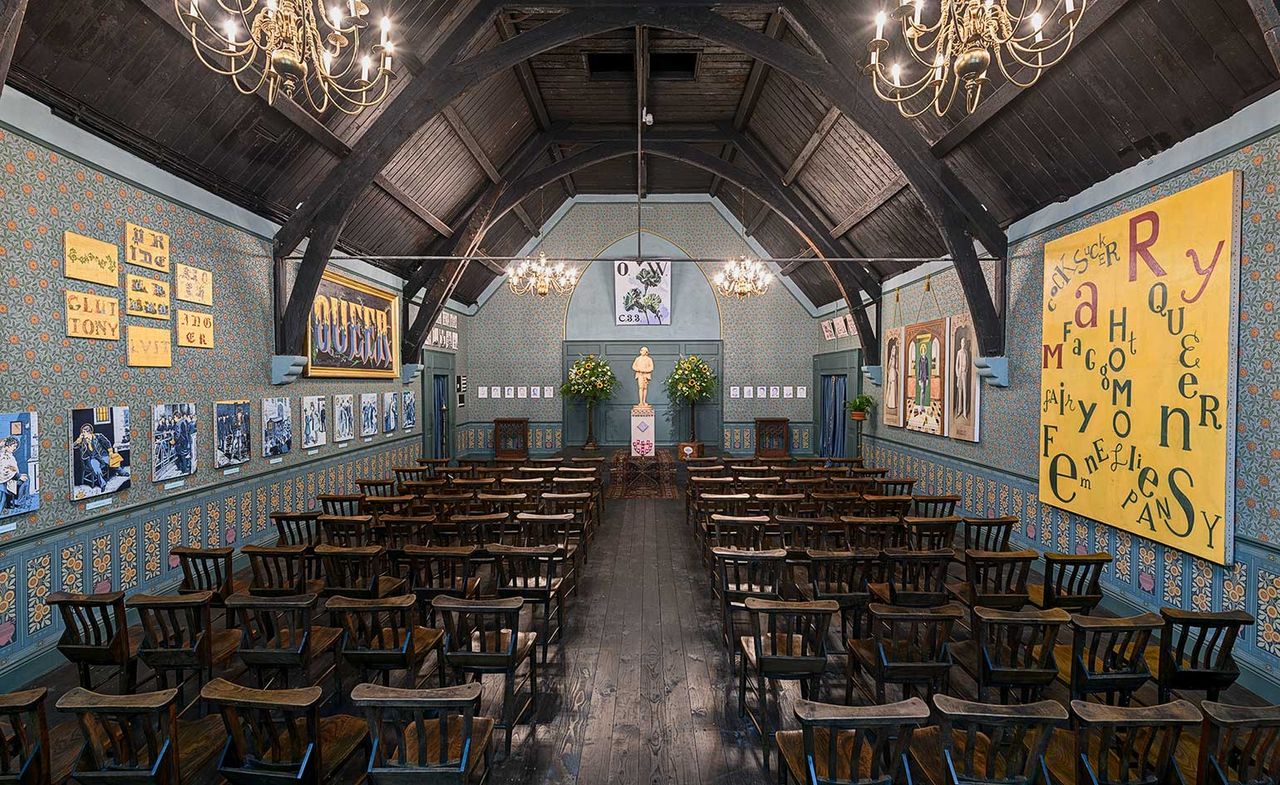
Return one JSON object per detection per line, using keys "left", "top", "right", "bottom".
{"left": 1039, "top": 171, "right": 1240, "bottom": 564}
{"left": 306, "top": 269, "right": 400, "bottom": 379}
{"left": 151, "top": 403, "right": 197, "bottom": 482}
{"left": 0, "top": 412, "right": 39, "bottom": 520}
{"left": 614, "top": 260, "right": 671, "bottom": 325}
{"left": 882, "top": 328, "right": 904, "bottom": 428}
{"left": 214, "top": 401, "right": 251, "bottom": 468}
{"left": 904, "top": 319, "right": 948, "bottom": 435}
{"left": 946, "top": 314, "right": 981, "bottom": 442}
{"left": 69, "top": 406, "right": 131, "bottom": 500}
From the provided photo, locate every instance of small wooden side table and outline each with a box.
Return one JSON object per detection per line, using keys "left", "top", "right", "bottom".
{"left": 493, "top": 418, "right": 529, "bottom": 461}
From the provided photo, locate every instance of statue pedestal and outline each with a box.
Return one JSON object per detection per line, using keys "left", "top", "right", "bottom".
{"left": 630, "top": 406, "right": 655, "bottom": 457}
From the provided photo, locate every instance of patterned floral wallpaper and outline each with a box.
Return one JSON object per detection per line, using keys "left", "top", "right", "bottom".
{"left": 864, "top": 128, "right": 1280, "bottom": 690}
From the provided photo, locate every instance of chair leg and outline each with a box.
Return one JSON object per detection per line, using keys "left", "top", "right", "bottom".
{"left": 759, "top": 672, "right": 771, "bottom": 771}
{"left": 503, "top": 670, "right": 515, "bottom": 756}
{"left": 738, "top": 653, "right": 747, "bottom": 717}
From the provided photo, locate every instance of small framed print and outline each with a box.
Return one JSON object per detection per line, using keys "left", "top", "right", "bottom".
{"left": 517, "top": 386, "right": 528, "bottom": 398}
{"left": 844, "top": 313, "right": 859, "bottom": 337}
{"left": 756, "top": 386, "right": 767, "bottom": 399}
{"left": 743, "top": 386, "right": 754, "bottom": 399}
{"left": 797, "top": 386, "right": 808, "bottom": 399}
{"left": 783, "top": 386, "right": 794, "bottom": 399}
{"left": 821, "top": 319, "right": 836, "bottom": 341}
{"left": 769, "top": 386, "right": 781, "bottom": 399}
{"left": 833, "top": 317, "right": 849, "bottom": 338}
{"left": 729, "top": 386, "right": 740, "bottom": 399}
{"left": 530, "top": 386, "right": 541, "bottom": 399}
{"left": 504, "top": 386, "right": 515, "bottom": 399}
{"left": 477, "top": 387, "right": 488, "bottom": 399}
{"left": 490, "top": 386, "right": 501, "bottom": 399}
{"left": 543, "top": 386, "right": 554, "bottom": 399}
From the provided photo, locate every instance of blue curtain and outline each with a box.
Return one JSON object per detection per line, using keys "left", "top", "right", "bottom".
{"left": 820, "top": 374, "right": 847, "bottom": 458}
{"left": 433, "top": 375, "right": 448, "bottom": 458}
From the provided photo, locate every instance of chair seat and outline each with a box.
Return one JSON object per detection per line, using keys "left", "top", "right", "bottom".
{"left": 867, "top": 582, "right": 891, "bottom": 604}
{"left": 369, "top": 626, "right": 444, "bottom": 662}
{"left": 500, "top": 577, "right": 564, "bottom": 593}
{"left": 51, "top": 713, "right": 227, "bottom": 785}
{"left": 271, "top": 624, "right": 344, "bottom": 656}
{"left": 211, "top": 628, "right": 242, "bottom": 666}
{"left": 315, "top": 714, "right": 370, "bottom": 780}
{"left": 849, "top": 638, "right": 878, "bottom": 672}
{"left": 376, "top": 575, "right": 408, "bottom": 597}
{"left": 777, "top": 727, "right": 879, "bottom": 783}
{"left": 399, "top": 715, "right": 495, "bottom": 773}
{"left": 739, "top": 634, "right": 823, "bottom": 673}
{"left": 469, "top": 630, "right": 538, "bottom": 662}
{"left": 1027, "top": 581, "right": 1047, "bottom": 609}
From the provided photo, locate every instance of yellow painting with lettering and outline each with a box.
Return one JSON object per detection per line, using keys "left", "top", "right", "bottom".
{"left": 124, "top": 223, "right": 170, "bottom": 272}
{"left": 176, "top": 309, "right": 214, "bottom": 349}
{"left": 1039, "top": 171, "right": 1240, "bottom": 564}
{"left": 64, "top": 232, "right": 119, "bottom": 287}
{"left": 127, "top": 325, "right": 172, "bottom": 368}
{"left": 125, "top": 274, "right": 171, "bottom": 320}
{"left": 175, "top": 264, "right": 213, "bottom": 305}
{"left": 64, "top": 290, "right": 120, "bottom": 340}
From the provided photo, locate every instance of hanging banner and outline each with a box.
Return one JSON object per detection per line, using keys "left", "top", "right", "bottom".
{"left": 946, "top": 313, "right": 981, "bottom": 442}
{"left": 124, "top": 223, "right": 170, "bottom": 273}
{"left": 1039, "top": 171, "right": 1240, "bottom": 565}
{"left": 306, "top": 269, "right": 400, "bottom": 379}
{"left": 882, "top": 327, "right": 904, "bottom": 428}
{"left": 614, "top": 260, "right": 672, "bottom": 325}
{"left": 64, "top": 290, "right": 120, "bottom": 341}
{"left": 64, "top": 232, "right": 119, "bottom": 287}
{"left": 176, "top": 309, "right": 214, "bottom": 349}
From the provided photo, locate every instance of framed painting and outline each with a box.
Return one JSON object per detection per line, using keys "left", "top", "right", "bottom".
{"left": 70, "top": 406, "right": 131, "bottom": 500}
{"left": 262, "top": 397, "right": 293, "bottom": 458}
{"left": 946, "top": 314, "right": 981, "bottom": 442}
{"left": 882, "top": 328, "right": 904, "bottom": 428}
{"left": 301, "top": 396, "right": 327, "bottom": 449}
{"left": 903, "top": 319, "right": 948, "bottom": 435}
{"left": 306, "top": 269, "right": 400, "bottom": 379}
{"left": 214, "top": 401, "right": 251, "bottom": 468}
{"left": 0, "top": 412, "right": 39, "bottom": 520}
{"left": 152, "top": 403, "right": 197, "bottom": 482}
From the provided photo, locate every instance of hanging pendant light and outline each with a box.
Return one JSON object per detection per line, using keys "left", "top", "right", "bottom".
{"left": 507, "top": 251, "right": 579, "bottom": 297}
{"left": 713, "top": 256, "right": 772, "bottom": 299}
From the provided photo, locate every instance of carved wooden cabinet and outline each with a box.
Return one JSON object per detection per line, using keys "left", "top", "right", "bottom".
{"left": 494, "top": 418, "right": 529, "bottom": 461}
{"left": 754, "top": 418, "right": 789, "bottom": 459}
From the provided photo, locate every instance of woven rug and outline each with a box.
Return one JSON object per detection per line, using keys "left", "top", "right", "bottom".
{"left": 606, "top": 449, "right": 678, "bottom": 499}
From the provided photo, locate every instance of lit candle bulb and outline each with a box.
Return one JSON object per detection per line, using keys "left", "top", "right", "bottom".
{"left": 380, "top": 16, "right": 390, "bottom": 46}
{"left": 891, "top": 63, "right": 902, "bottom": 86}
{"left": 1065, "top": 0, "right": 1075, "bottom": 12}
{"left": 912, "top": 0, "right": 923, "bottom": 26}
{"left": 361, "top": 55, "right": 370, "bottom": 82}
{"left": 223, "top": 20, "right": 236, "bottom": 48}
{"left": 322, "top": 50, "right": 333, "bottom": 73}
{"left": 266, "top": 0, "right": 275, "bottom": 12}
{"left": 188, "top": 0, "right": 197, "bottom": 16}
{"left": 874, "top": 10, "right": 886, "bottom": 39}
{"left": 383, "top": 41, "right": 393, "bottom": 70}
{"left": 330, "top": 7, "right": 342, "bottom": 28}
{"left": 1032, "top": 12, "right": 1043, "bottom": 43}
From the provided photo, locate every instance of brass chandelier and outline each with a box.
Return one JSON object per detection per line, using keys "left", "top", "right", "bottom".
{"left": 179, "top": 0, "right": 396, "bottom": 114}
{"left": 507, "top": 251, "right": 579, "bottom": 298}
{"left": 713, "top": 256, "right": 772, "bottom": 299}
{"left": 866, "top": 0, "right": 1086, "bottom": 117}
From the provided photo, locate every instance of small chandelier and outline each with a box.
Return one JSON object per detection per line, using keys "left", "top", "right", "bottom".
{"left": 179, "top": 0, "right": 396, "bottom": 115}
{"left": 866, "top": 0, "right": 1086, "bottom": 117}
{"left": 507, "top": 252, "right": 579, "bottom": 297}
{"left": 713, "top": 256, "right": 772, "bottom": 299}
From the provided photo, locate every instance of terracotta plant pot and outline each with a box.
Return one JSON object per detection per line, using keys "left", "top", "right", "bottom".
{"left": 849, "top": 410, "right": 868, "bottom": 421}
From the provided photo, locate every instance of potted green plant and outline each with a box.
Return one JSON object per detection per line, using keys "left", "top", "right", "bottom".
{"left": 561, "top": 355, "right": 619, "bottom": 451}
{"left": 846, "top": 394, "right": 875, "bottom": 421}
{"left": 663, "top": 355, "right": 718, "bottom": 443}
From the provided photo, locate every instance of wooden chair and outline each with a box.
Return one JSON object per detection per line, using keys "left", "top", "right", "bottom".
{"left": 351, "top": 682, "right": 493, "bottom": 784}
{"left": 527, "top": 457, "right": 563, "bottom": 467}
{"left": 947, "top": 549, "right": 1037, "bottom": 625}
{"left": 47, "top": 591, "right": 138, "bottom": 693}
{"left": 809, "top": 492, "right": 863, "bottom": 519}
{"left": 695, "top": 493, "right": 750, "bottom": 533}
{"left": 416, "top": 457, "right": 451, "bottom": 475}
{"left": 874, "top": 478, "right": 915, "bottom": 496}
{"left": 226, "top": 592, "right": 341, "bottom": 689}
{"left": 801, "top": 549, "right": 883, "bottom": 648}
{"left": 904, "top": 516, "right": 960, "bottom": 550}
{"left": 472, "top": 466, "right": 513, "bottom": 482}
{"left": 686, "top": 476, "right": 735, "bottom": 525}
{"left": 843, "top": 516, "right": 906, "bottom": 551}
{"left": 449, "top": 513, "right": 507, "bottom": 549}
{"left": 1157, "top": 608, "right": 1254, "bottom": 703}
{"left": 55, "top": 686, "right": 223, "bottom": 785}
{"left": 127, "top": 591, "right": 240, "bottom": 709}
{"left": 315, "top": 545, "right": 407, "bottom": 599}
{"left": 450, "top": 478, "right": 498, "bottom": 495}
{"left": 393, "top": 466, "right": 431, "bottom": 492}
{"left": 489, "top": 544, "right": 569, "bottom": 664}
{"left": 200, "top": 678, "right": 368, "bottom": 785}
{"left": 754, "top": 493, "right": 807, "bottom": 524}
{"left": 539, "top": 492, "right": 594, "bottom": 559}
{"left": 319, "top": 494, "right": 365, "bottom": 517}
{"left": 919, "top": 694, "right": 1068, "bottom": 785}
{"left": 325, "top": 594, "right": 445, "bottom": 691}
{"left": 850, "top": 467, "right": 888, "bottom": 479}
{"left": 414, "top": 493, "right": 477, "bottom": 521}
{"left": 390, "top": 545, "right": 479, "bottom": 626}
{"left": 474, "top": 492, "right": 528, "bottom": 520}
{"left": 828, "top": 476, "right": 879, "bottom": 496}
{"left": 850, "top": 603, "right": 964, "bottom": 704}
{"left": 171, "top": 547, "right": 246, "bottom": 624}
{"left": 515, "top": 512, "right": 582, "bottom": 592}
{"left": 1071, "top": 699, "right": 1201, "bottom": 785}
{"left": 911, "top": 495, "right": 960, "bottom": 518}
{"left": 0, "top": 688, "right": 50, "bottom": 785}
{"left": 775, "top": 698, "right": 928, "bottom": 785}
{"left": 738, "top": 598, "right": 838, "bottom": 769}
{"left": 956, "top": 607, "right": 1071, "bottom": 703}
{"left": 862, "top": 495, "right": 913, "bottom": 518}
{"left": 402, "top": 479, "right": 449, "bottom": 500}
{"left": 960, "top": 516, "right": 1017, "bottom": 556}
{"left": 1063, "top": 612, "right": 1161, "bottom": 704}
{"left": 357, "top": 479, "right": 399, "bottom": 498}
{"left": 1200, "top": 701, "right": 1280, "bottom": 785}
{"left": 707, "top": 514, "right": 767, "bottom": 554}
{"left": 244, "top": 544, "right": 325, "bottom": 597}
{"left": 872, "top": 548, "right": 955, "bottom": 608}
{"left": 363, "top": 496, "right": 415, "bottom": 523}
{"left": 712, "top": 548, "right": 787, "bottom": 652}
{"left": 778, "top": 517, "right": 848, "bottom": 553}
{"left": 272, "top": 511, "right": 324, "bottom": 578}
{"left": 498, "top": 477, "right": 547, "bottom": 500}
{"left": 378, "top": 515, "right": 433, "bottom": 553}
{"left": 321, "top": 514, "right": 375, "bottom": 547}
{"left": 431, "top": 596, "right": 538, "bottom": 756}
{"left": 1029, "top": 552, "right": 1111, "bottom": 614}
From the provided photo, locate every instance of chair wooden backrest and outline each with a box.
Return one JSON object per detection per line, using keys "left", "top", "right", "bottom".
{"left": 489, "top": 545, "right": 564, "bottom": 598}
{"left": 127, "top": 591, "right": 216, "bottom": 676}
{"left": 448, "top": 513, "right": 507, "bottom": 548}
{"left": 828, "top": 476, "right": 879, "bottom": 496}
{"left": 962, "top": 549, "right": 1037, "bottom": 611}
{"left": 1158, "top": 608, "right": 1254, "bottom": 703}
{"left": 474, "top": 492, "right": 527, "bottom": 518}
{"left": 324, "top": 594, "right": 420, "bottom": 672}
{"left": 850, "top": 467, "right": 888, "bottom": 478}
{"left": 393, "top": 467, "right": 431, "bottom": 492}
{"left": 556, "top": 466, "right": 597, "bottom": 478}
{"left": 244, "top": 544, "right": 312, "bottom": 596}
{"left": 743, "top": 598, "right": 837, "bottom": 677}
{"left": 783, "top": 477, "right": 827, "bottom": 495}
{"left": 806, "top": 548, "right": 883, "bottom": 600}
{"left": 1200, "top": 701, "right": 1280, "bottom": 785}
{"left": 0, "top": 688, "right": 49, "bottom": 785}
{"left": 863, "top": 495, "right": 913, "bottom": 518}
{"left": 413, "top": 493, "right": 476, "bottom": 520}
{"left": 570, "top": 456, "right": 606, "bottom": 466}
{"left": 227, "top": 592, "right": 326, "bottom": 677}
{"left": 357, "top": 479, "right": 399, "bottom": 498}
{"left": 707, "top": 515, "right": 768, "bottom": 551}
{"left": 272, "top": 511, "right": 323, "bottom": 550}
{"left": 688, "top": 476, "right": 734, "bottom": 499}
{"left": 1068, "top": 612, "right": 1162, "bottom": 702}
{"left": 56, "top": 687, "right": 179, "bottom": 785}
{"left": 962, "top": 516, "right": 1017, "bottom": 554}
{"left": 527, "top": 456, "right": 564, "bottom": 467}
{"left": 911, "top": 495, "right": 960, "bottom": 518}
{"left": 972, "top": 607, "right": 1071, "bottom": 703}
{"left": 318, "top": 494, "right": 364, "bottom": 516}
{"left": 931, "top": 694, "right": 1068, "bottom": 785}
{"left": 449, "top": 478, "right": 498, "bottom": 496}
{"left": 843, "top": 516, "right": 906, "bottom": 551}
{"left": 753, "top": 493, "right": 807, "bottom": 519}
{"left": 770, "top": 465, "right": 808, "bottom": 479}
{"left": 874, "top": 478, "right": 915, "bottom": 496}
{"left": 201, "top": 677, "right": 330, "bottom": 785}
{"left": 735, "top": 476, "right": 781, "bottom": 496}
{"left": 472, "top": 466, "right": 513, "bottom": 481}
{"left": 415, "top": 457, "right": 451, "bottom": 474}
{"left": 786, "top": 698, "right": 929, "bottom": 785}
{"left": 1071, "top": 699, "right": 1202, "bottom": 785}
{"left": 401, "top": 479, "right": 448, "bottom": 499}
{"left": 712, "top": 548, "right": 786, "bottom": 606}
{"left": 904, "top": 516, "right": 960, "bottom": 550}
{"left": 809, "top": 492, "right": 863, "bottom": 519}
{"left": 352, "top": 682, "right": 486, "bottom": 783}
{"left": 779, "top": 517, "right": 848, "bottom": 552}
{"left": 321, "top": 514, "right": 374, "bottom": 547}
{"left": 867, "top": 602, "right": 964, "bottom": 677}
{"left": 432, "top": 596, "right": 525, "bottom": 670}
{"left": 550, "top": 476, "right": 595, "bottom": 497}
{"left": 171, "top": 546, "right": 235, "bottom": 602}
{"left": 391, "top": 545, "right": 476, "bottom": 619}
{"left": 697, "top": 493, "right": 750, "bottom": 522}
{"left": 515, "top": 513, "right": 576, "bottom": 548}
{"left": 48, "top": 591, "right": 133, "bottom": 674}
{"left": 362, "top": 496, "right": 414, "bottom": 523}
{"left": 499, "top": 476, "right": 547, "bottom": 496}
{"left": 315, "top": 545, "right": 393, "bottom": 598}
{"left": 883, "top": 548, "right": 955, "bottom": 607}
{"left": 378, "top": 515, "right": 433, "bottom": 552}
{"left": 539, "top": 493, "right": 591, "bottom": 527}
{"left": 1039, "top": 552, "right": 1110, "bottom": 613}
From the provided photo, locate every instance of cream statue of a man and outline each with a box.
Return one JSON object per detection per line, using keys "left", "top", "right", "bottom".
{"left": 632, "top": 347, "right": 654, "bottom": 409}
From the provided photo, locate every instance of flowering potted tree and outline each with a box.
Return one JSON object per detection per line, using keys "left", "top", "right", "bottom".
{"left": 561, "top": 355, "right": 619, "bottom": 451}
{"left": 664, "top": 355, "right": 718, "bottom": 449}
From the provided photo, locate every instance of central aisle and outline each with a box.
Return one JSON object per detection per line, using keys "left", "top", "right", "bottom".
{"left": 491, "top": 497, "right": 773, "bottom": 785}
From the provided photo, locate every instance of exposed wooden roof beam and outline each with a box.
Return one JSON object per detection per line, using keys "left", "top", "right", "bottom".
{"left": 712, "top": 11, "right": 784, "bottom": 196}
{"left": 778, "top": 248, "right": 815, "bottom": 275}
{"left": 635, "top": 25, "right": 649, "bottom": 198}
{"left": 557, "top": 123, "right": 729, "bottom": 143}
{"left": 373, "top": 174, "right": 454, "bottom": 236}
{"left": 929, "top": 0, "right": 1134, "bottom": 157}
{"left": 830, "top": 173, "right": 907, "bottom": 238}
{"left": 1247, "top": 0, "right": 1280, "bottom": 69}
{"left": 782, "top": 106, "right": 839, "bottom": 186}
{"left": 0, "top": 0, "right": 29, "bottom": 97}
{"left": 745, "top": 201, "right": 771, "bottom": 236}
{"left": 441, "top": 104, "right": 539, "bottom": 234}
{"left": 473, "top": 255, "right": 508, "bottom": 275}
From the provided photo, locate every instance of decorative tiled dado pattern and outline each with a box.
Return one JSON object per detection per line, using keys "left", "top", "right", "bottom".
{"left": 0, "top": 127, "right": 419, "bottom": 539}
{"left": 0, "top": 437, "right": 418, "bottom": 675}
{"left": 456, "top": 422, "right": 563, "bottom": 457}
{"left": 866, "top": 438, "right": 1280, "bottom": 678}
{"left": 722, "top": 422, "right": 815, "bottom": 455}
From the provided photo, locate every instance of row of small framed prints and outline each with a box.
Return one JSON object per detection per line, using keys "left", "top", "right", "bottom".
{"left": 729, "top": 385, "right": 808, "bottom": 400}
{"left": 476, "top": 386, "right": 556, "bottom": 400}
{"left": 821, "top": 313, "right": 858, "bottom": 341}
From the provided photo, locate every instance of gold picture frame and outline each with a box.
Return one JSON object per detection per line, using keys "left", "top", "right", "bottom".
{"left": 305, "top": 269, "right": 401, "bottom": 379}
